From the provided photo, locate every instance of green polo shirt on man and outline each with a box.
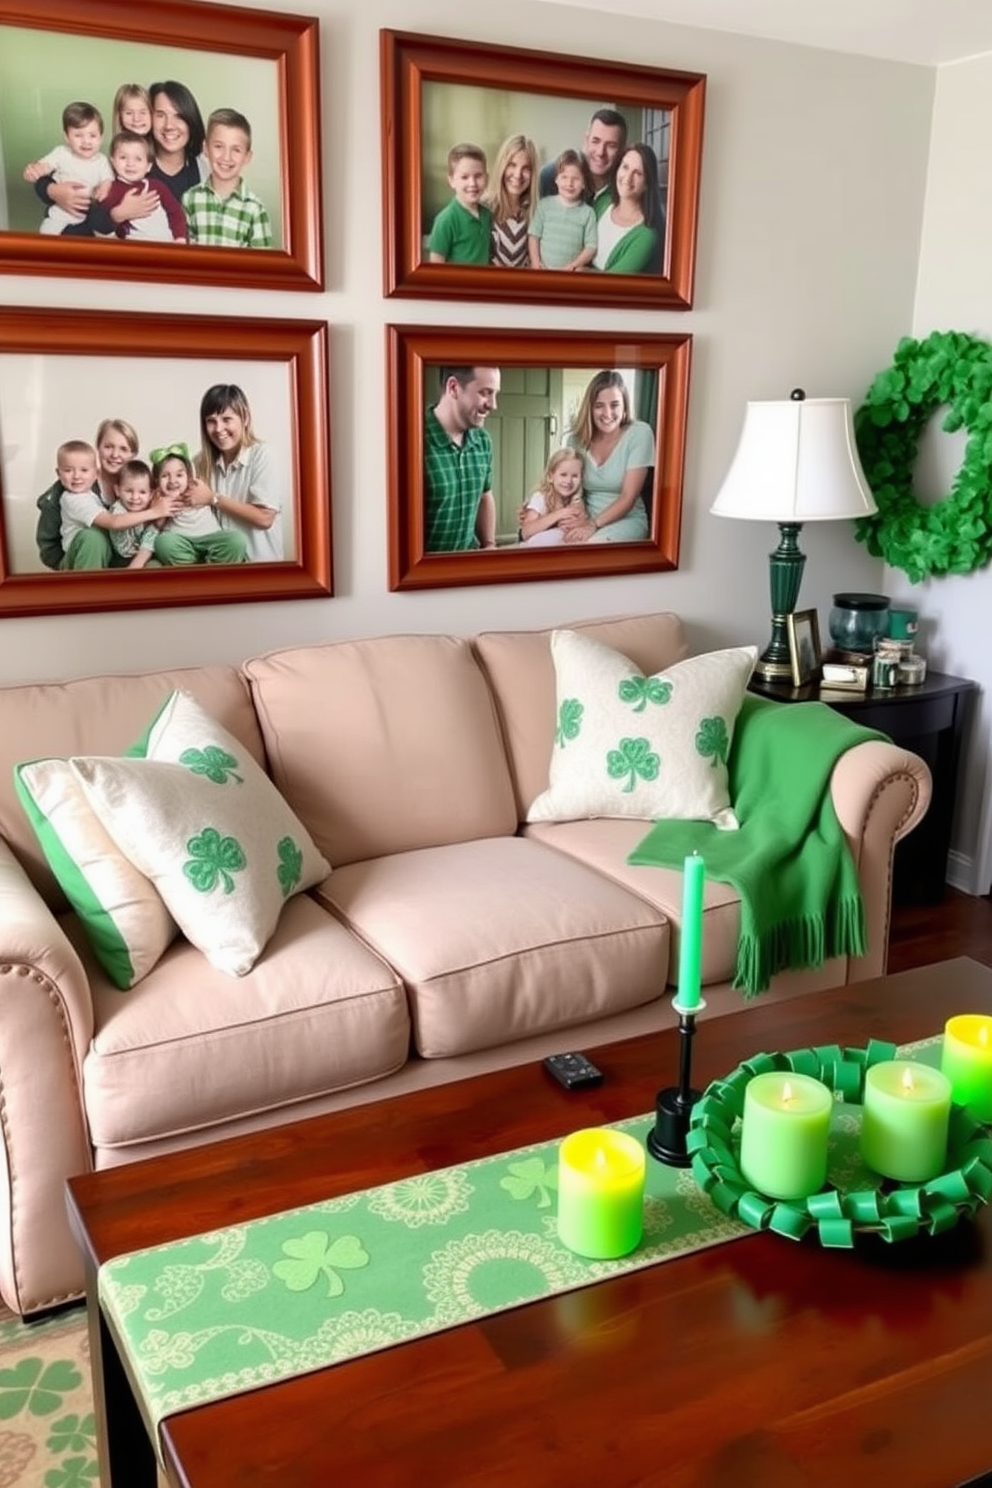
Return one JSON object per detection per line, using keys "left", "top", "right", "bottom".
{"left": 426, "top": 198, "right": 492, "bottom": 264}
{"left": 424, "top": 407, "right": 493, "bottom": 551}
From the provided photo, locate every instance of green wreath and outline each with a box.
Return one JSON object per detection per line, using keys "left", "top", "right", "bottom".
{"left": 853, "top": 329, "right": 992, "bottom": 582}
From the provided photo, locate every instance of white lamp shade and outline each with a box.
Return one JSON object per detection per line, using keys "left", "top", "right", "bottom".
{"left": 710, "top": 396, "right": 878, "bottom": 522}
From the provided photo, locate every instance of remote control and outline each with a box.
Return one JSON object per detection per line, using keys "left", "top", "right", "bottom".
{"left": 543, "top": 1051, "right": 604, "bottom": 1090}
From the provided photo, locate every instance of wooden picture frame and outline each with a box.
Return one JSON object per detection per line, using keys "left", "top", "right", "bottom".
{"left": 787, "top": 609, "right": 822, "bottom": 687}
{"left": 386, "top": 325, "right": 692, "bottom": 591}
{"left": 0, "top": 0, "right": 323, "bottom": 291}
{"left": 0, "top": 305, "right": 332, "bottom": 619}
{"left": 380, "top": 29, "right": 705, "bottom": 310}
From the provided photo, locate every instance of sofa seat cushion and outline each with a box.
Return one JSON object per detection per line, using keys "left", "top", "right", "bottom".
{"left": 524, "top": 819, "right": 742, "bottom": 987}
{"left": 314, "top": 836, "right": 669, "bottom": 1060}
{"left": 81, "top": 893, "right": 408, "bottom": 1151}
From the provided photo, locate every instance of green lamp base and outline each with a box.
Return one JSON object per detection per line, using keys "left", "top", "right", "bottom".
{"left": 756, "top": 522, "right": 806, "bottom": 682}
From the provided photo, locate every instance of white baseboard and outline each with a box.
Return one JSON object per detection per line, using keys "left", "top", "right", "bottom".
{"left": 946, "top": 848, "right": 981, "bottom": 895}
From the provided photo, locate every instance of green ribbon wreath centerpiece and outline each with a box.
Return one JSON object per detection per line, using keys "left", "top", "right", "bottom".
{"left": 854, "top": 329, "right": 992, "bottom": 582}
{"left": 687, "top": 1038, "right": 992, "bottom": 1247}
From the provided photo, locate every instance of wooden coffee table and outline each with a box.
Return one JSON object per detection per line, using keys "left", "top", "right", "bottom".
{"left": 67, "top": 958, "right": 992, "bottom": 1488}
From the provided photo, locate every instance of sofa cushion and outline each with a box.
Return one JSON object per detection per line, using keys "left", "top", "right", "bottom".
{"left": 80, "top": 894, "right": 409, "bottom": 1150}
{"left": 243, "top": 634, "right": 518, "bottom": 866}
{"left": 523, "top": 818, "right": 743, "bottom": 986}
{"left": 71, "top": 691, "right": 330, "bottom": 977}
{"left": 473, "top": 612, "right": 689, "bottom": 820}
{"left": 315, "top": 836, "right": 669, "bottom": 1059}
{"left": 13, "top": 758, "right": 177, "bottom": 989}
{"left": 0, "top": 664, "right": 261, "bottom": 909}
{"left": 527, "top": 631, "right": 757, "bottom": 827}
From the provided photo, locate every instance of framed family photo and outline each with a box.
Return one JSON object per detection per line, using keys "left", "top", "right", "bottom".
{"left": 787, "top": 608, "right": 822, "bottom": 687}
{"left": 0, "top": 306, "right": 332, "bottom": 619}
{"left": 380, "top": 30, "right": 705, "bottom": 311}
{"left": 386, "top": 325, "right": 692, "bottom": 591}
{"left": 0, "top": 0, "right": 323, "bottom": 291}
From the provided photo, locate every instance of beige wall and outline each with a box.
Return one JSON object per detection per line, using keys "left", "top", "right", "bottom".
{"left": 1, "top": 1, "right": 944, "bottom": 837}
{"left": 908, "top": 52, "right": 992, "bottom": 893}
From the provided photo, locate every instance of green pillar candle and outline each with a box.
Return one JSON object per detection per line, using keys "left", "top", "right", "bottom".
{"left": 557, "top": 1128, "right": 646, "bottom": 1259}
{"left": 674, "top": 852, "right": 705, "bottom": 1011}
{"left": 940, "top": 1014, "right": 992, "bottom": 1121}
{"left": 860, "top": 1060, "right": 951, "bottom": 1182}
{"left": 739, "top": 1071, "right": 832, "bottom": 1201}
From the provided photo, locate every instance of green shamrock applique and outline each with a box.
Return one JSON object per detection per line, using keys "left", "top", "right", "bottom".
{"left": 555, "top": 697, "right": 584, "bottom": 747}
{"left": 183, "top": 827, "right": 246, "bottom": 894}
{"left": 618, "top": 675, "right": 673, "bottom": 712}
{"left": 500, "top": 1157, "right": 558, "bottom": 1209}
{"left": 695, "top": 716, "right": 730, "bottom": 767}
{"left": 178, "top": 745, "right": 244, "bottom": 785}
{"left": 273, "top": 1231, "right": 369, "bottom": 1297}
{"left": 276, "top": 837, "right": 304, "bottom": 898}
{"left": 606, "top": 736, "right": 660, "bottom": 793}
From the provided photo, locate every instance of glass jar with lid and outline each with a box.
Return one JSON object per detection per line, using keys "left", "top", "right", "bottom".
{"left": 828, "top": 593, "right": 890, "bottom": 654}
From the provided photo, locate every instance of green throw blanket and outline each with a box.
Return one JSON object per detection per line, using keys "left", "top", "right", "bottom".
{"left": 628, "top": 695, "right": 887, "bottom": 997}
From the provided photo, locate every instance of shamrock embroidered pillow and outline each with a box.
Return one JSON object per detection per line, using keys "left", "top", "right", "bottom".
{"left": 68, "top": 690, "right": 331, "bottom": 977}
{"left": 14, "top": 757, "right": 178, "bottom": 990}
{"left": 527, "top": 630, "right": 758, "bottom": 828}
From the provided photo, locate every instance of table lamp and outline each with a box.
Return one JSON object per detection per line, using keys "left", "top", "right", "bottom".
{"left": 710, "top": 389, "right": 877, "bottom": 683}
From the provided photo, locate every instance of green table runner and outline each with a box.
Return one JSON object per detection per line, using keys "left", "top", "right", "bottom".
{"left": 99, "top": 1111, "right": 749, "bottom": 1449}
{"left": 98, "top": 1035, "right": 952, "bottom": 1452}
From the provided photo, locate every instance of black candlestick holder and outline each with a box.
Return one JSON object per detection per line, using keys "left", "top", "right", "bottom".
{"left": 647, "top": 994, "right": 706, "bottom": 1166}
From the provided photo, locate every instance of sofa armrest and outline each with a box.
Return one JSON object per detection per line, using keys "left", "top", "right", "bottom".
{"left": 828, "top": 740, "right": 932, "bottom": 982}
{"left": 0, "top": 838, "right": 94, "bottom": 1312}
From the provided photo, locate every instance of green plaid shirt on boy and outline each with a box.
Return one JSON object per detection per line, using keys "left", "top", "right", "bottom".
{"left": 182, "top": 178, "right": 273, "bottom": 248}
{"left": 424, "top": 407, "right": 493, "bottom": 551}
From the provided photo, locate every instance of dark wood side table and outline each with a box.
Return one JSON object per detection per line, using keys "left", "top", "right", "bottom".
{"left": 748, "top": 669, "right": 976, "bottom": 903}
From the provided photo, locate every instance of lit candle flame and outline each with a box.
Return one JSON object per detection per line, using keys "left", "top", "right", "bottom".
{"left": 781, "top": 1080, "right": 794, "bottom": 1106}
{"left": 981, "top": 1026, "right": 989, "bottom": 1049}
{"left": 594, "top": 1147, "right": 608, "bottom": 1171}
{"left": 901, "top": 1067, "right": 916, "bottom": 1095}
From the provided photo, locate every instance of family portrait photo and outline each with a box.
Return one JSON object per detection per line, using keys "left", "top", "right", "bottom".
{"left": 0, "top": 0, "right": 324, "bottom": 291}
{"left": 0, "top": 307, "right": 332, "bottom": 618}
{"left": 382, "top": 31, "right": 705, "bottom": 310}
{"left": 387, "top": 326, "right": 692, "bottom": 590}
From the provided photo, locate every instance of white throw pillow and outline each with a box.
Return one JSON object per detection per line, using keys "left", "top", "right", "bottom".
{"left": 527, "top": 630, "right": 757, "bottom": 828}
{"left": 14, "top": 757, "right": 177, "bottom": 990}
{"left": 69, "top": 691, "right": 331, "bottom": 977}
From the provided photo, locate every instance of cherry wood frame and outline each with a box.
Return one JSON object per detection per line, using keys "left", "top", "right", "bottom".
{"left": 380, "top": 29, "right": 706, "bottom": 311}
{"left": 0, "top": 306, "right": 332, "bottom": 619}
{"left": 0, "top": 0, "right": 323, "bottom": 291}
{"left": 386, "top": 325, "right": 692, "bottom": 591}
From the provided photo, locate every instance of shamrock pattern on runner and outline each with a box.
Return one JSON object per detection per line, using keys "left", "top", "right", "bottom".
{"left": 273, "top": 1233, "right": 369, "bottom": 1297}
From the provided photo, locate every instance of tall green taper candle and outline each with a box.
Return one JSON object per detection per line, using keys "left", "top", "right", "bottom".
{"left": 675, "top": 852, "right": 705, "bottom": 1010}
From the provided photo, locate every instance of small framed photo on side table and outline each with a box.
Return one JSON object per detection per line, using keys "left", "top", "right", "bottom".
{"left": 786, "top": 609, "right": 822, "bottom": 687}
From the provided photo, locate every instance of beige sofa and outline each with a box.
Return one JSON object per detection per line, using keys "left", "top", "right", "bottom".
{"left": 0, "top": 611, "right": 930, "bottom": 1316}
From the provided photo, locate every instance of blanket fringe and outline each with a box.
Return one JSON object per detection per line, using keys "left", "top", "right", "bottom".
{"left": 733, "top": 894, "right": 868, "bottom": 1000}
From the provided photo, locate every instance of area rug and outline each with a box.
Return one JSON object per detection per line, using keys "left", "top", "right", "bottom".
{"left": 0, "top": 1304, "right": 170, "bottom": 1487}
{"left": 0, "top": 1302, "right": 94, "bottom": 1488}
